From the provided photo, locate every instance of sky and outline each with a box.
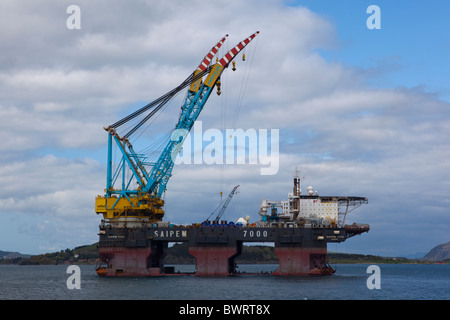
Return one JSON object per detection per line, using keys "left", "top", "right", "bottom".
{"left": 0, "top": 0, "right": 449, "bottom": 258}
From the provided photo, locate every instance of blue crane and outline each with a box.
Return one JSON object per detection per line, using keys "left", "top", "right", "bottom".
{"left": 95, "top": 32, "right": 259, "bottom": 222}
{"left": 206, "top": 185, "right": 240, "bottom": 223}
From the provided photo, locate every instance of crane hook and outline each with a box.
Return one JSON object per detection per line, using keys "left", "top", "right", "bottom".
{"left": 232, "top": 61, "right": 236, "bottom": 71}
{"left": 216, "top": 79, "right": 221, "bottom": 95}
{"left": 242, "top": 54, "right": 246, "bottom": 61}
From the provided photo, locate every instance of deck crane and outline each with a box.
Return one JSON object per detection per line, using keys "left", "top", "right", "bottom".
{"left": 206, "top": 185, "right": 240, "bottom": 223}
{"left": 95, "top": 32, "right": 259, "bottom": 224}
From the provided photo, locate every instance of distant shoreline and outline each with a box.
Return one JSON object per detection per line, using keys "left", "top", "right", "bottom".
{"left": 1, "top": 242, "right": 449, "bottom": 265}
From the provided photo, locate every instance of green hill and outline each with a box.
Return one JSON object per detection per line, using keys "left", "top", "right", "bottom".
{"left": 0, "top": 243, "right": 100, "bottom": 265}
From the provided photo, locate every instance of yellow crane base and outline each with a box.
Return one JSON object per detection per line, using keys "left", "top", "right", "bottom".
{"left": 95, "top": 194, "right": 164, "bottom": 222}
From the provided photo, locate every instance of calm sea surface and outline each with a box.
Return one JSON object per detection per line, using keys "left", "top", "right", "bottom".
{"left": 0, "top": 264, "right": 449, "bottom": 300}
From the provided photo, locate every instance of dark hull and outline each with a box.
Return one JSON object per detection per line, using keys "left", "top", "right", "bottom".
{"left": 97, "top": 224, "right": 369, "bottom": 277}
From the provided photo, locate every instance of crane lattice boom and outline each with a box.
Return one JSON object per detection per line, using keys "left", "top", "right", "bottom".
{"left": 95, "top": 32, "right": 259, "bottom": 223}
{"left": 214, "top": 185, "right": 240, "bottom": 222}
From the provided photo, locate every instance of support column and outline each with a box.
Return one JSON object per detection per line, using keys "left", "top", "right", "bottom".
{"left": 98, "top": 241, "right": 168, "bottom": 277}
{"left": 98, "top": 246, "right": 156, "bottom": 276}
{"left": 189, "top": 245, "right": 240, "bottom": 276}
{"left": 273, "top": 246, "right": 333, "bottom": 276}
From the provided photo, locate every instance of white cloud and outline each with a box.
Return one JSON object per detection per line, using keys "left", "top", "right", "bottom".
{"left": 0, "top": 0, "right": 449, "bottom": 256}
{"left": 0, "top": 155, "right": 104, "bottom": 251}
{"left": 0, "top": 155, "right": 103, "bottom": 211}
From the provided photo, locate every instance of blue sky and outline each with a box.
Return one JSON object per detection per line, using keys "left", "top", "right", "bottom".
{"left": 0, "top": 0, "right": 449, "bottom": 258}
{"left": 291, "top": 0, "right": 449, "bottom": 98}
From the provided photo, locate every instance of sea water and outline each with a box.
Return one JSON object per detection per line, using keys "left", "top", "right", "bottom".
{"left": 0, "top": 263, "right": 448, "bottom": 300}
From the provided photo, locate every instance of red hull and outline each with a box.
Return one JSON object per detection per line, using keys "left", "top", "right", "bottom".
{"left": 97, "top": 247, "right": 162, "bottom": 276}
{"left": 189, "top": 246, "right": 238, "bottom": 276}
{"left": 97, "top": 245, "right": 334, "bottom": 276}
{"left": 273, "top": 247, "right": 333, "bottom": 276}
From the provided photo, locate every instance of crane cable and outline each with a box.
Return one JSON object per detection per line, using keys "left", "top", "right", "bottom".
{"left": 230, "top": 35, "right": 258, "bottom": 129}
{"left": 215, "top": 38, "right": 258, "bottom": 208}
{"left": 109, "top": 68, "right": 211, "bottom": 134}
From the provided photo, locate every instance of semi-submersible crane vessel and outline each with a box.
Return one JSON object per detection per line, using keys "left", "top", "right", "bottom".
{"left": 94, "top": 32, "right": 369, "bottom": 276}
